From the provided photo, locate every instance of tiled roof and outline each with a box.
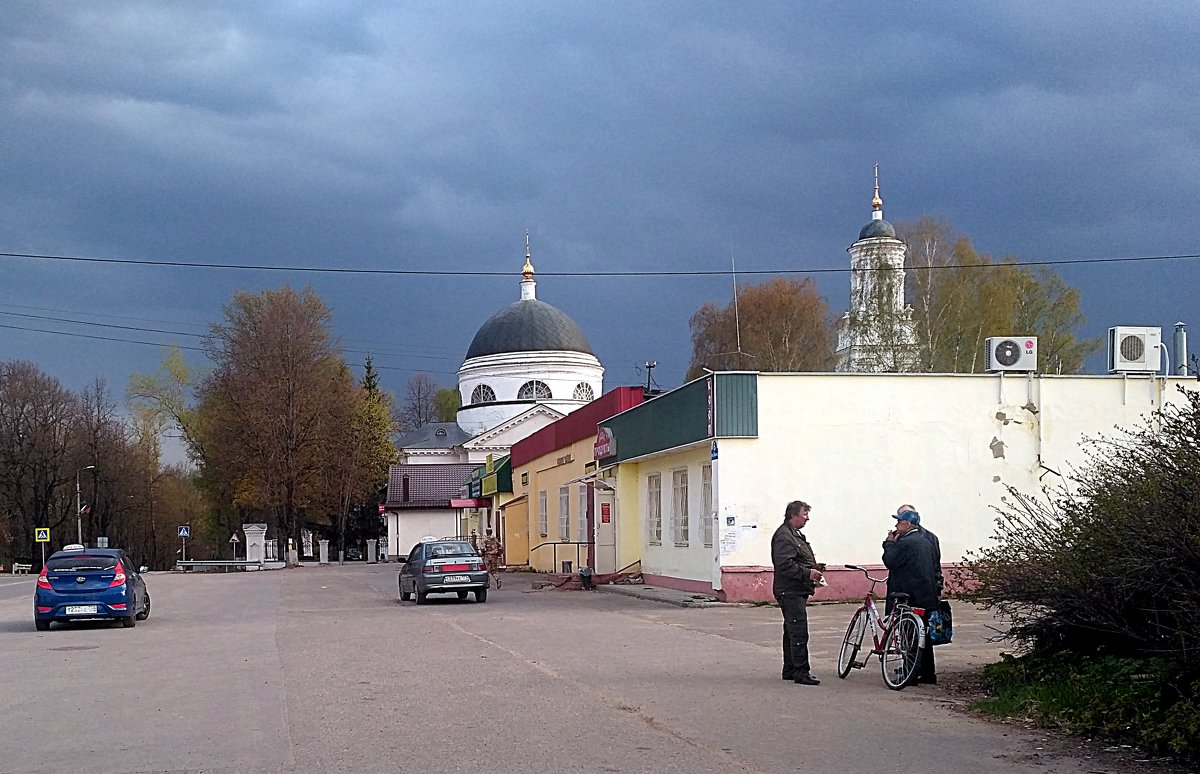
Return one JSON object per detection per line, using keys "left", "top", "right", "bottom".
{"left": 385, "top": 464, "right": 476, "bottom": 509}
{"left": 396, "top": 422, "right": 473, "bottom": 449}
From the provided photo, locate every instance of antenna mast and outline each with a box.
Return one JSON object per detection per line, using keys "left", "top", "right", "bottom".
{"left": 731, "top": 251, "right": 744, "bottom": 366}
{"left": 644, "top": 361, "right": 657, "bottom": 392}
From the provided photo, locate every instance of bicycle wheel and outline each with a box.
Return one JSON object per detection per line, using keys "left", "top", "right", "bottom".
{"left": 881, "top": 610, "right": 924, "bottom": 690}
{"left": 837, "top": 609, "right": 868, "bottom": 678}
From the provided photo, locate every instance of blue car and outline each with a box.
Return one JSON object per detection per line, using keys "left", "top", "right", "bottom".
{"left": 34, "top": 544, "right": 150, "bottom": 630}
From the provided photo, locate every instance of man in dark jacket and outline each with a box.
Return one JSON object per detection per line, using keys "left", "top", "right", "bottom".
{"left": 897, "top": 503, "right": 943, "bottom": 593}
{"left": 882, "top": 510, "right": 939, "bottom": 684}
{"left": 771, "top": 500, "right": 825, "bottom": 686}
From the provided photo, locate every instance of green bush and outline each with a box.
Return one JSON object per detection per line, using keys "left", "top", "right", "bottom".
{"left": 974, "top": 652, "right": 1200, "bottom": 763}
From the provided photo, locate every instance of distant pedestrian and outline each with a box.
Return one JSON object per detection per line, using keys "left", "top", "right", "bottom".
{"left": 882, "top": 509, "right": 939, "bottom": 685}
{"left": 771, "top": 500, "right": 825, "bottom": 686}
{"left": 481, "top": 529, "right": 504, "bottom": 589}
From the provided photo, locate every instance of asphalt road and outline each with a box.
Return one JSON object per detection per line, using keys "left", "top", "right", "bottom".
{"left": 0, "top": 566, "right": 1183, "bottom": 774}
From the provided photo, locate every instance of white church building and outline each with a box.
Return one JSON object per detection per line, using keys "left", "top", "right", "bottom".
{"left": 384, "top": 236, "right": 605, "bottom": 557}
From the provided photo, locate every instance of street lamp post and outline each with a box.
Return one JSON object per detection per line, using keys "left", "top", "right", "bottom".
{"left": 76, "top": 464, "right": 95, "bottom": 545}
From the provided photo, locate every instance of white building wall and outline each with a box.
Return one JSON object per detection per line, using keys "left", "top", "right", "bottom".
{"left": 457, "top": 350, "right": 604, "bottom": 435}
{"left": 386, "top": 509, "right": 460, "bottom": 559}
{"left": 633, "top": 444, "right": 716, "bottom": 584}
{"left": 715, "top": 372, "right": 1195, "bottom": 571}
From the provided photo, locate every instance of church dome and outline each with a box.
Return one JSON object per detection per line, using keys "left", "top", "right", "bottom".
{"left": 465, "top": 299, "right": 594, "bottom": 359}
{"left": 858, "top": 218, "right": 896, "bottom": 240}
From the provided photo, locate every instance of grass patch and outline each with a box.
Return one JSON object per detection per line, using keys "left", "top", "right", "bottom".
{"left": 972, "top": 652, "right": 1200, "bottom": 765}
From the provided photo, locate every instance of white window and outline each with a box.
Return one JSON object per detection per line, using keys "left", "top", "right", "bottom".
{"left": 518, "top": 380, "right": 553, "bottom": 400}
{"left": 572, "top": 382, "right": 595, "bottom": 401}
{"left": 671, "top": 468, "right": 689, "bottom": 546}
{"left": 701, "top": 464, "right": 714, "bottom": 548}
{"left": 578, "top": 485, "right": 589, "bottom": 542}
{"left": 470, "top": 384, "right": 496, "bottom": 404}
{"left": 559, "top": 486, "right": 570, "bottom": 540}
{"left": 646, "top": 473, "right": 662, "bottom": 545}
{"left": 538, "top": 490, "right": 548, "bottom": 536}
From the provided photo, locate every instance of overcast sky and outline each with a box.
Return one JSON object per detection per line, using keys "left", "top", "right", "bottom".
{"left": 3, "top": 3, "right": 1198, "bottom": 424}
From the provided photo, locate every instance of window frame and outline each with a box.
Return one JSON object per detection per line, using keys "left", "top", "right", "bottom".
{"left": 470, "top": 383, "right": 496, "bottom": 404}
{"left": 538, "top": 490, "right": 548, "bottom": 537}
{"left": 572, "top": 382, "right": 595, "bottom": 401}
{"left": 646, "top": 473, "right": 662, "bottom": 545}
{"left": 518, "top": 380, "right": 553, "bottom": 400}
{"left": 578, "top": 484, "right": 589, "bottom": 542}
{"left": 701, "top": 464, "right": 714, "bottom": 548}
{"left": 559, "top": 486, "right": 570, "bottom": 541}
{"left": 671, "top": 467, "right": 690, "bottom": 546}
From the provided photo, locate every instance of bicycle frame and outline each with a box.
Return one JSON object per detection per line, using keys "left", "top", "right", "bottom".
{"left": 837, "top": 564, "right": 927, "bottom": 690}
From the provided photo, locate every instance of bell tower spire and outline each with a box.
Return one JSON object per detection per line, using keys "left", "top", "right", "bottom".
{"left": 520, "top": 231, "right": 537, "bottom": 301}
{"left": 871, "top": 163, "right": 884, "bottom": 221}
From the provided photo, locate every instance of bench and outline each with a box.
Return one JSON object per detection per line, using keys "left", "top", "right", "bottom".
{"left": 12, "top": 562, "right": 32, "bottom": 575}
{"left": 175, "top": 559, "right": 263, "bottom": 573}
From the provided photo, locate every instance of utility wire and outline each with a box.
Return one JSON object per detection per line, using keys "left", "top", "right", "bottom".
{"left": 4, "top": 250, "right": 1200, "bottom": 276}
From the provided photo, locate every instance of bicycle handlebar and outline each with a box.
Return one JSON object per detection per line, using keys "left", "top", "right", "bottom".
{"left": 844, "top": 564, "right": 888, "bottom": 585}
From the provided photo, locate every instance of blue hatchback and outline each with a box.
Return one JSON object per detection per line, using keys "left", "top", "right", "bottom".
{"left": 34, "top": 545, "right": 150, "bottom": 631}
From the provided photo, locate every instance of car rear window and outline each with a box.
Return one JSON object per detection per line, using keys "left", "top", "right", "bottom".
{"left": 427, "top": 542, "right": 477, "bottom": 558}
{"left": 48, "top": 554, "right": 118, "bottom": 571}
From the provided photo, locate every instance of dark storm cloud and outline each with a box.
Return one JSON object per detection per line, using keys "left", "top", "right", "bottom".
{"left": 2, "top": 2, "right": 1198, "bottom": 417}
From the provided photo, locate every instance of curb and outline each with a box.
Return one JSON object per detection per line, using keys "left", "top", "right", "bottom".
{"left": 596, "top": 584, "right": 755, "bottom": 609}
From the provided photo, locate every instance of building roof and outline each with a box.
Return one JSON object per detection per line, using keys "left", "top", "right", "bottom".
{"left": 385, "top": 463, "right": 477, "bottom": 509}
{"left": 464, "top": 299, "right": 594, "bottom": 359}
{"left": 395, "top": 422, "right": 473, "bottom": 449}
{"left": 858, "top": 219, "right": 896, "bottom": 240}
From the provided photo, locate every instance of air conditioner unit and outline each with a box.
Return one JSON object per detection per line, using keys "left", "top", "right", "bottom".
{"left": 984, "top": 336, "right": 1037, "bottom": 373}
{"left": 1108, "top": 326, "right": 1162, "bottom": 373}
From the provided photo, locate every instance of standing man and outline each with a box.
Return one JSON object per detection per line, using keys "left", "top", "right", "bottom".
{"left": 882, "top": 510, "right": 939, "bottom": 685}
{"left": 771, "top": 500, "right": 824, "bottom": 686}
{"left": 481, "top": 529, "right": 504, "bottom": 589}
{"left": 896, "top": 503, "right": 943, "bottom": 594}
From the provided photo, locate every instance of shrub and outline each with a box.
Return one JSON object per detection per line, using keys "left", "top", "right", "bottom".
{"left": 967, "top": 385, "right": 1200, "bottom": 667}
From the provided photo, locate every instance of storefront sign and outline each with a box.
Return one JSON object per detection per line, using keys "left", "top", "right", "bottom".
{"left": 600, "top": 503, "right": 611, "bottom": 524}
{"left": 594, "top": 427, "right": 616, "bottom": 459}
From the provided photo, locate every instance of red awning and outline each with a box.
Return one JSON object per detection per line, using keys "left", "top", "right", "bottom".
{"left": 449, "top": 498, "right": 489, "bottom": 508}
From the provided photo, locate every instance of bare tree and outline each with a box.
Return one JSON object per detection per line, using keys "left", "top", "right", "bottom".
{"left": 403, "top": 373, "right": 440, "bottom": 430}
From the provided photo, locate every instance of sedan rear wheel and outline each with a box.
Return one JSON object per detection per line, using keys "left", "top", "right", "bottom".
{"left": 34, "top": 619, "right": 50, "bottom": 632}
{"left": 415, "top": 591, "right": 428, "bottom": 605}
{"left": 456, "top": 590, "right": 468, "bottom": 600}
{"left": 121, "top": 613, "right": 136, "bottom": 628}
{"left": 474, "top": 589, "right": 488, "bottom": 603}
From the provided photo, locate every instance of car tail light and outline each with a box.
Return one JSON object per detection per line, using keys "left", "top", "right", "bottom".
{"left": 110, "top": 603, "right": 127, "bottom": 610}
{"left": 36, "top": 606, "right": 52, "bottom": 613}
{"left": 423, "top": 565, "right": 440, "bottom": 574}
{"left": 441, "top": 563, "right": 469, "bottom": 572}
{"left": 109, "top": 562, "right": 127, "bottom": 588}
{"left": 36, "top": 567, "right": 52, "bottom": 590}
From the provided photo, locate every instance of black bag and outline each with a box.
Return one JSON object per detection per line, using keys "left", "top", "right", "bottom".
{"left": 927, "top": 600, "right": 953, "bottom": 645}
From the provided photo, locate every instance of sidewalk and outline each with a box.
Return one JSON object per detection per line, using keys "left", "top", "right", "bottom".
{"left": 595, "top": 581, "right": 731, "bottom": 608}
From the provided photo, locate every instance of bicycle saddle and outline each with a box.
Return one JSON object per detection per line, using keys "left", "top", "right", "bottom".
{"left": 886, "top": 592, "right": 911, "bottom": 603}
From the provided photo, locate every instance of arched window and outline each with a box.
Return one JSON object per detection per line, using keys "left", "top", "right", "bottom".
{"left": 572, "top": 382, "right": 595, "bottom": 401}
{"left": 517, "top": 380, "right": 553, "bottom": 400}
{"left": 470, "top": 384, "right": 496, "bottom": 404}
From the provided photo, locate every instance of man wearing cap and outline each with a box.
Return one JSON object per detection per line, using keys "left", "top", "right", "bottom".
{"left": 882, "top": 509, "right": 939, "bottom": 684}
{"left": 896, "top": 503, "right": 943, "bottom": 594}
{"left": 771, "top": 500, "right": 825, "bottom": 686}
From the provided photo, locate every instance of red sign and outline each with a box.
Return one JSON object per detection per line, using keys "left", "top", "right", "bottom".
{"left": 594, "top": 427, "right": 615, "bottom": 459}
{"left": 600, "top": 503, "right": 611, "bottom": 524}
{"left": 377, "top": 504, "right": 386, "bottom": 513}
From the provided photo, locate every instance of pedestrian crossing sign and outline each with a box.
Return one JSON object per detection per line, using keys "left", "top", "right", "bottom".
{"left": 35, "top": 528, "right": 49, "bottom": 543}
{"left": 178, "top": 525, "right": 191, "bottom": 539}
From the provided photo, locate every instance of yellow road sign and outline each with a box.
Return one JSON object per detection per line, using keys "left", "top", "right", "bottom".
{"left": 35, "top": 528, "right": 50, "bottom": 543}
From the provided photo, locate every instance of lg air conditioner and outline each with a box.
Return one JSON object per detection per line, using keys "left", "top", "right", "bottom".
{"left": 984, "top": 336, "right": 1037, "bottom": 373}
{"left": 1107, "top": 326, "right": 1162, "bottom": 373}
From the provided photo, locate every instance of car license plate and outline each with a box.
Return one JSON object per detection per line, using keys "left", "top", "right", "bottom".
{"left": 445, "top": 575, "right": 470, "bottom": 583}
{"left": 65, "top": 605, "right": 98, "bottom": 615}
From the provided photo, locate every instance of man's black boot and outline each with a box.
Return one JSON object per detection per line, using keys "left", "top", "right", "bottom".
{"left": 793, "top": 673, "right": 821, "bottom": 686}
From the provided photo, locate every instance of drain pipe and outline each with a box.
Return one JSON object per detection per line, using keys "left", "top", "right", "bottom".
{"left": 1175, "top": 322, "right": 1188, "bottom": 375}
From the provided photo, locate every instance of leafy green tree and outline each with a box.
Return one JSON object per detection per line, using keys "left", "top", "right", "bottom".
{"left": 435, "top": 387, "right": 461, "bottom": 422}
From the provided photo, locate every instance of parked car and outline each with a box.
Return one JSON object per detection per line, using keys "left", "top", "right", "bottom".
{"left": 34, "top": 544, "right": 150, "bottom": 630}
{"left": 344, "top": 546, "right": 363, "bottom": 561}
{"left": 398, "top": 539, "right": 489, "bottom": 604}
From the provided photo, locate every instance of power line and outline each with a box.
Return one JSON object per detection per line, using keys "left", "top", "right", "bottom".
{"left": 0, "top": 321, "right": 206, "bottom": 352}
{"left": 4, "top": 250, "right": 1200, "bottom": 276}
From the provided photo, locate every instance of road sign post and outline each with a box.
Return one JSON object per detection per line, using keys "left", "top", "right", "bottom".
{"left": 35, "top": 527, "right": 49, "bottom": 568}
{"left": 178, "top": 525, "right": 190, "bottom": 561}
{"left": 229, "top": 533, "right": 240, "bottom": 559}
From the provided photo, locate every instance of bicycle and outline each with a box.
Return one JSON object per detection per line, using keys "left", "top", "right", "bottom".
{"left": 836, "top": 564, "right": 926, "bottom": 690}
